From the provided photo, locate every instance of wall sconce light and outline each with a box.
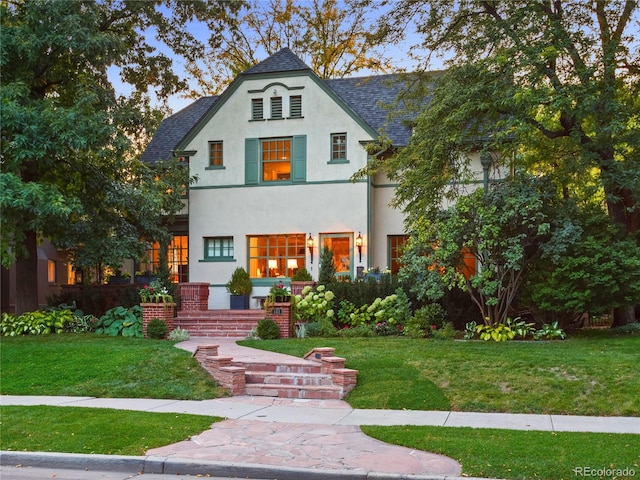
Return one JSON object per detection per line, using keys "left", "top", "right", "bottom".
{"left": 307, "top": 234, "right": 314, "bottom": 264}
{"left": 355, "top": 232, "right": 363, "bottom": 263}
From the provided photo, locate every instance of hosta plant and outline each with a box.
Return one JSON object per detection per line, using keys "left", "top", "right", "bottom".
{"left": 476, "top": 323, "right": 515, "bottom": 342}
{"left": 95, "top": 306, "right": 143, "bottom": 337}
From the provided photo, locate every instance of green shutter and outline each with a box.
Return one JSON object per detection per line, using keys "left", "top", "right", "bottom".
{"left": 291, "top": 135, "right": 306, "bottom": 183}
{"left": 245, "top": 138, "right": 259, "bottom": 185}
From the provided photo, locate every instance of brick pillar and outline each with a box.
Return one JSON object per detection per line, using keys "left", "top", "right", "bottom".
{"left": 267, "top": 302, "right": 292, "bottom": 338}
{"left": 291, "top": 281, "right": 316, "bottom": 296}
{"left": 141, "top": 303, "right": 176, "bottom": 338}
{"left": 178, "top": 283, "right": 209, "bottom": 312}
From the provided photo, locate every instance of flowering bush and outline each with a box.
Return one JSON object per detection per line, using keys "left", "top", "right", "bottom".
{"left": 139, "top": 280, "right": 173, "bottom": 303}
{"left": 269, "top": 282, "right": 290, "bottom": 299}
{"left": 337, "top": 288, "right": 411, "bottom": 336}
{"left": 294, "top": 285, "right": 335, "bottom": 322}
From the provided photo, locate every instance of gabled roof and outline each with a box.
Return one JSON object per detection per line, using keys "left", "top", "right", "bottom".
{"left": 141, "top": 49, "right": 427, "bottom": 163}
{"left": 241, "top": 47, "right": 312, "bottom": 76}
{"left": 141, "top": 96, "right": 219, "bottom": 164}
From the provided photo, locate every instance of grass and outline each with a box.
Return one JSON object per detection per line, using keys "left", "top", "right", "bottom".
{"left": 362, "top": 425, "right": 640, "bottom": 480}
{"left": 0, "top": 405, "right": 221, "bottom": 455}
{"left": 1, "top": 330, "right": 639, "bottom": 480}
{"left": 240, "top": 330, "right": 640, "bottom": 416}
{"left": 0, "top": 333, "right": 227, "bottom": 399}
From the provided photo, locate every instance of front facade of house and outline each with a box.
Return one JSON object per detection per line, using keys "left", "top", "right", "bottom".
{"left": 142, "top": 49, "right": 487, "bottom": 309}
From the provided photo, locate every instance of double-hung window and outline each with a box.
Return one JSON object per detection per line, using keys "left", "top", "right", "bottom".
{"left": 208, "top": 141, "right": 223, "bottom": 168}
{"left": 204, "top": 237, "right": 234, "bottom": 261}
{"left": 330, "top": 133, "right": 347, "bottom": 162}
{"left": 262, "top": 137, "right": 291, "bottom": 181}
{"left": 245, "top": 135, "right": 306, "bottom": 184}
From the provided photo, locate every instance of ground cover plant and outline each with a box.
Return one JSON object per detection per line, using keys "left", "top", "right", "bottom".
{"left": 0, "top": 405, "right": 221, "bottom": 456}
{"left": 362, "top": 425, "right": 640, "bottom": 480}
{"left": 240, "top": 331, "right": 640, "bottom": 416}
{"left": 0, "top": 334, "right": 226, "bottom": 399}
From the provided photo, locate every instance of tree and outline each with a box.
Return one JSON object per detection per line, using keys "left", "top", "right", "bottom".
{"left": 0, "top": 0, "right": 234, "bottom": 314}
{"left": 366, "top": 0, "right": 640, "bottom": 325}
{"left": 398, "top": 174, "right": 576, "bottom": 326}
{"left": 186, "top": 0, "right": 393, "bottom": 96}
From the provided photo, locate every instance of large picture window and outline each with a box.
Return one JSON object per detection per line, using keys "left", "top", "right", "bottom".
{"left": 249, "top": 234, "right": 306, "bottom": 279}
{"left": 321, "top": 233, "right": 352, "bottom": 279}
{"left": 141, "top": 235, "right": 189, "bottom": 283}
{"left": 262, "top": 137, "right": 291, "bottom": 181}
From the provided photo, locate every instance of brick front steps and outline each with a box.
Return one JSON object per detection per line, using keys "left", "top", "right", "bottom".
{"left": 192, "top": 345, "right": 358, "bottom": 400}
{"left": 175, "top": 310, "right": 264, "bottom": 338}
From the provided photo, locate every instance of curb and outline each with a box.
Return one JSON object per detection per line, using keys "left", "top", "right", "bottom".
{"left": 0, "top": 451, "right": 500, "bottom": 480}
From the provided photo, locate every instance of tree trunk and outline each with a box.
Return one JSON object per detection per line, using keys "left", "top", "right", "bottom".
{"left": 15, "top": 230, "right": 40, "bottom": 315}
{"left": 611, "top": 305, "right": 636, "bottom": 328}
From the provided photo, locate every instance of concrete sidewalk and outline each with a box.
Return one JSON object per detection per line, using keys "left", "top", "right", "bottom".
{"left": 2, "top": 394, "right": 639, "bottom": 434}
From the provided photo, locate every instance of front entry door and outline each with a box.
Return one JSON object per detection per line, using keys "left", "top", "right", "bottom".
{"left": 321, "top": 233, "right": 353, "bottom": 280}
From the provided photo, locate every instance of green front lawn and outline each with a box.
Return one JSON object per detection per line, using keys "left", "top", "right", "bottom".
{"left": 240, "top": 331, "right": 640, "bottom": 416}
{"left": 0, "top": 405, "right": 221, "bottom": 456}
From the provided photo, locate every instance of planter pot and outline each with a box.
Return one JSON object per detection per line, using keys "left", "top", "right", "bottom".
{"left": 108, "top": 275, "right": 131, "bottom": 285}
{"left": 230, "top": 294, "right": 250, "bottom": 310}
{"left": 135, "top": 275, "right": 157, "bottom": 285}
{"left": 274, "top": 295, "right": 291, "bottom": 303}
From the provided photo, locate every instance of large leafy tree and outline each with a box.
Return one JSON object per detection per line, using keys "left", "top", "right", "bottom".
{"left": 186, "top": 0, "right": 392, "bottom": 96}
{"left": 0, "top": 0, "right": 235, "bottom": 314}
{"left": 366, "top": 0, "right": 640, "bottom": 325}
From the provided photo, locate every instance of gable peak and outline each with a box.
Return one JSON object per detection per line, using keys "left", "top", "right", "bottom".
{"left": 241, "top": 48, "right": 311, "bottom": 76}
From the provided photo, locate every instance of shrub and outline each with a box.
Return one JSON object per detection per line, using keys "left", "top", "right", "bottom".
{"left": 336, "top": 324, "right": 375, "bottom": 337}
{"left": 405, "top": 303, "right": 447, "bottom": 338}
{"left": 168, "top": 327, "right": 191, "bottom": 341}
{"left": 303, "top": 319, "right": 337, "bottom": 337}
{"left": 1, "top": 309, "right": 74, "bottom": 336}
{"left": 318, "top": 246, "right": 336, "bottom": 285}
{"left": 291, "top": 267, "right": 313, "bottom": 281}
{"left": 433, "top": 321, "right": 457, "bottom": 340}
{"left": 147, "top": 318, "right": 168, "bottom": 339}
{"left": 294, "top": 285, "right": 335, "bottom": 322}
{"left": 95, "top": 306, "right": 143, "bottom": 337}
{"left": 226, "top": 267, "right": 252, "bottom": 295}
{"left": 611, "top": 322, "right": 640, "bottom": 334}
{"left": 256, "top": 318, "right": 280, "bottom": 339}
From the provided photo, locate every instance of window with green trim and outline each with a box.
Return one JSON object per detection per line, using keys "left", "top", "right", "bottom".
{"left": 249, "top": 234, "right": 306, "bottom": 279}
{"left": 209, "top": 141, "right": 223, "bottom": 167}
{"left": 331, "top": 133, "right": 347, "bottom": 162}
{"left": 245, "top": 135, "right": 306, "bottom": 185}
{"left": 204, "top": 237, "right": 234, "bottom": 260}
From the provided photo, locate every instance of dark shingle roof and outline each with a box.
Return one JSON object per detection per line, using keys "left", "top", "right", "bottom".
{"left": 141, "top": 50, "right": 432, "bottom": 163}
{"left": 141, "top": 96, "right": 219, "bottom": 164}
{"left": 241, "top": 47, "right": 311, "bottom": 76}
{"left": 326, "top": 74, "right": 419, "bottom": 146}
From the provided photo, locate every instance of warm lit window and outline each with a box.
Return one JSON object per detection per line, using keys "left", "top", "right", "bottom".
{"left": 331, "top": 133, "right": 347, "bottom": 162}
{"left": 141, "top": 235, "right": 189, "bottom": 283}
{"left": 262, "top": 137, "right": 291, "bottom": 181}
{"left": 249, "top": 234, "right": 306, "bottom": 279}
{"left": 270, "top": 97, "right": 283, "bottom": 119}
{"left": 388, "top": 235, "right": 409, "bottom": 274}
{"left": 47, "top": 260, "right": 56, "bottom": 283}
{"left": 209, "top": 141, "right": 223, "bottom": 167}
{"left": 251, "top": 98, "right": 263, "bottom": 120}
{"left": 289, "top": 95, "right": 302, "bottom": 118}
{"left": 204, "top": 237, "right": 234, "bottom": 260}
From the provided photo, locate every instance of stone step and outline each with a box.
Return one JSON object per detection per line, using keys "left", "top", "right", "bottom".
{"left": 245, "top": 370, "right": 334, "bottom": 387}
{"left": 236, "top": 362, "right": 323, "bottom": 374}
{"left": 244, "top": 384, "right": 343, "bottom": 400}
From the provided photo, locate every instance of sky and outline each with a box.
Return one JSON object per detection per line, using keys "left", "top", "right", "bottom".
{"left": 121, "top": 2, "right": 436, "bottom": 114}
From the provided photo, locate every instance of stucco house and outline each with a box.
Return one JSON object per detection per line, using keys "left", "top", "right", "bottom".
{"left": 142, "top": 48, "right": 486, "bottom": 309}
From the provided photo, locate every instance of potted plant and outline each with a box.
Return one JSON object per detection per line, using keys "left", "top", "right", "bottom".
{"left": 226, "top": 267, "right": 252, "bottom": 309}
{"left": 135, "top": 270, "right": 157, "bottom": 285}
{"left": 108, "top": 269, "right": 131, "bottom": 285}
{"left": 268, "top": 281, "right": 290, "bottom": 303}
